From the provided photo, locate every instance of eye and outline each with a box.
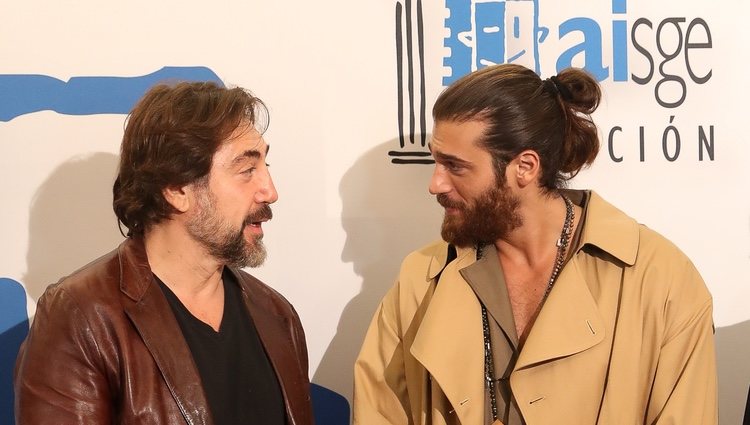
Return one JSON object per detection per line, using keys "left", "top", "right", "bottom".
{"left": 444, "top": 161, "right": 463, "bottom": 173}
{"left": 242, "top": 167, "right": 256, "bottom": 175}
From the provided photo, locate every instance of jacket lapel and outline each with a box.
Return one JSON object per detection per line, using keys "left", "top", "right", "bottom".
{"left": 234, "top": 272, "right": 305, "bottom": 425}
{"left": 515, "top": 253, "right": 605, "bottom": 370}
{"left": 410, "top": 246, "right": 485, "bottom": 425}
{"left": 118, "top": 239, "right": 213, "bottom": 425}
{"left": 514, "top": 190, "right": 636, "bottom": 370}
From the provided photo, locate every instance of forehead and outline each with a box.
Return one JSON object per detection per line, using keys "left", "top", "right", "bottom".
{"left": 213, "top": 124, "right": 267, "bottom": 166}
{"left": 431, "top": 120, "right": 488, "bottom": 155}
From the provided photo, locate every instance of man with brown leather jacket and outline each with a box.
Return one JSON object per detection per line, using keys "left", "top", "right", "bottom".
{"left": 14, "top": 82, "right": 314, "bottom": 425}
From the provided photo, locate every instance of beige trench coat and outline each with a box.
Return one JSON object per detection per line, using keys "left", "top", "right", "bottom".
{"left": 353, "top": 191, "right": 717, "bottom": 425}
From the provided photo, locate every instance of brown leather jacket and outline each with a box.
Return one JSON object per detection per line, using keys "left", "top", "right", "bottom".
{"left": 14, "top": 237, "right": 314, "bottom": 425}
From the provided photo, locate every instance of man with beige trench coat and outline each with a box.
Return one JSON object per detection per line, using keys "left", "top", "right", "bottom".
{"left": 353, "top": 64, "right": 718, "bottom": 425}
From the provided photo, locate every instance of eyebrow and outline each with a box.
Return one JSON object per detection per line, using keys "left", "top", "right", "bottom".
{"left": 428, "top": 143, "right": 470, "bottom": 166}
{"left": 231, "top": 145, "right": 270, "bottom": 166}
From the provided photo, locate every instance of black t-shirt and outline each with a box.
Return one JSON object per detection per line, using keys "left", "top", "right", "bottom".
{"left": 157, "top": 270, "right": 285, "bottom": 425}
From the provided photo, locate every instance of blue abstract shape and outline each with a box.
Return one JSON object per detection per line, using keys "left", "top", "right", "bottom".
{"left": 311, "top": 383, "right": 350, "bottom": 425}
{"left": 0, "top": 66, "right": 224, "bottom": 122}
{"left": 443, "top": 0, "right": 547, "bottom": 86}
{"left": 443, "top": 0, "right": 473, "bottom": 85}
{"left": 0, "top": 278, "right": 29, "bottom": 425}
{"left": 475, "top": 1, "right": 506, "bottom": 67}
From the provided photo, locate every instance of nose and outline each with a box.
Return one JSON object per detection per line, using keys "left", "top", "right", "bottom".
{"left": 255, "top": 167, "right": 279, "bottom": 204}
{"left": 428, "top": 164, "right": 451, "bottom": 195}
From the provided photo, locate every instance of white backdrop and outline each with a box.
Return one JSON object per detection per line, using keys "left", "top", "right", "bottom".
{"left": 1, "top": 0, "right": 748, "bottom": 423}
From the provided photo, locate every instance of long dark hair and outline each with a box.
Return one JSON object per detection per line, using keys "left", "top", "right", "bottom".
{"left": 433, "top": 64, "right": 601, "bottom": 191}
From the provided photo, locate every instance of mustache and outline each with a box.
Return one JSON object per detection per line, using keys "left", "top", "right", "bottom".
{"left": 243, "top": 204, "right": 273, "bottom": 226}
{"left": 436, "top": 194, "right": 464, "bottom": 209}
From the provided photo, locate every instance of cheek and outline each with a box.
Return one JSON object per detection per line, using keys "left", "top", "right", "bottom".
{"left": 452, "top": 180, "right": 480, "bottom": 202}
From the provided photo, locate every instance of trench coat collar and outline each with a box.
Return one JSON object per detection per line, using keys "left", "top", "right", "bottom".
{"left": 424, "top": 191, "right": 638, "bottom": 279}
{"left": 562, "top": 190, "right": 639, "bottom": 266}
{"left": 412, "top": 244, "right": 485, "bottom": 425}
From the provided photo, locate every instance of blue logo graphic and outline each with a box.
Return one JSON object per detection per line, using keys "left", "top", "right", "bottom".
{"left": 0, "top": 66, "right": 223, "bottom": 122}
{"left": 390, "top": 0, "right": 714, "bottom": 165}
{"left": 443, "top": 0, "right": 548, "bottom": 85}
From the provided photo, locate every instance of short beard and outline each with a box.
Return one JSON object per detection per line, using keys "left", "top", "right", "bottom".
{"left": 187, "top": 188, "right": 272, "bottom": 268}
{"left": 437, "top": 182, "right": 522, "bottom": 248}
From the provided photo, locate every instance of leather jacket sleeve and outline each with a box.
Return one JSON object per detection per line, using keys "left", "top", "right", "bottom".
{"left": 15, "top": 284, "right": 114, "bottom": 424}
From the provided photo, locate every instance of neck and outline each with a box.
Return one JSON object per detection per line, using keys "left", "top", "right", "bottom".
{"left": 144, "top": 222, "right": 224, "bottom": 296}
{"left": 494, "top": 191, "right": 574, "bottom": 268}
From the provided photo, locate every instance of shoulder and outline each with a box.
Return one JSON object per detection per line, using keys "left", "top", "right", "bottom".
{"left": 581, "top": 192, "right": 711, "bottom": 315}
{"left": 631, "top": 224, "right": 711, "bottom": 303}
{"left": 584, "top": 191, "right": 706, "bottom": 289}
{"left": 382, "top": 239, "right": 453, "bottom": 310}
{"left": 590, "top": 208, "right": 715, "bottom": 336}
{"left": 36, "top": 246, "right": 123, "bottom": 318}
{"left": 400, "top": 239, "right": 450, "bottom": 276}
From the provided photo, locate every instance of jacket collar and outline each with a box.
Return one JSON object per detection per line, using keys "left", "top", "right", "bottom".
{"left": 118, "top": 236, "right": 156, "bottom": 301}
{"left": 118, "top": 237, "right": 214, "bottom": 425}
{"left": 564, "top": 189, "right": 639, "bottom": 266}
{"left": 233, "top": 272, "right": 311, "bottom": 425}
{"left": 116, "top": 237, "right": 308, "bottom": 425}
{"left": 425, "top": 190, "right": 639, "bottom": 277}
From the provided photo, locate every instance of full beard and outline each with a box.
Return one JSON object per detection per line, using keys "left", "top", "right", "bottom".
{"left": 437, "top": 184, "right": 522, "bottom": 248}
{"left": 187, "top": 192, "right": 272, "bottom": 268}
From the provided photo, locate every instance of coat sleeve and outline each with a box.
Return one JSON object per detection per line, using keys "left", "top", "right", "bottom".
{"left": 646, "top": 261, "right": 718, "bottom": 425}
{"left": 14, "top": 286, "right": 113, "bottom": 424}
{"left": 353, "top": 283, "right": 413, "bottom": 425}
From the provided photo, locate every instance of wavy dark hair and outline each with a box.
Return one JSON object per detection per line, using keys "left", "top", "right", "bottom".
{"left": 433, "top": 64, "right": 601, "bottom": 191}
{"left": 113, "top": 81, "right": 267, "bottom": 236}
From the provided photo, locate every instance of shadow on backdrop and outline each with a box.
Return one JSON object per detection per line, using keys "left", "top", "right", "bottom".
{"left": 22, "top": 152, "right": 124, "bottom": 301}
{"left": 1, "top": 153, "right": 123, "bottom": 422}
{"left": 313, "top": 140, "right": 442, "bottom": 417}
{"left": 0, "top": 278, "right": 29, "bottom": 425}
{"left": 716, "top": 320, "right": 750, "bottom": 425}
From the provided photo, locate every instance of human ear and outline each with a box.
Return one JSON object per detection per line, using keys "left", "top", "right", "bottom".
{"left": 513, "top": 150, "right": 541, "bottom": 188}
{"left": 162, "top": 185, "right": 191, "bottom": 213}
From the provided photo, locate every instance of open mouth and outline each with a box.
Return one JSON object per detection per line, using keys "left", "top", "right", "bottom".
{"left": 244, "top": 205, "right": 273, "bottom": 228}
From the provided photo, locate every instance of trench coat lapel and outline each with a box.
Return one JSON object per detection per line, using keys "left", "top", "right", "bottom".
{"left": 514, "top": 190, "right": 639, "bottom": 369}
{"left": 119, "top": 239, "right": 213, "bottom": 425}
{"left": 411, "top": 247, "right": 485, "bottom": 425}
{"left": 515, "top": 243, "right": 606, "bottom": 370}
